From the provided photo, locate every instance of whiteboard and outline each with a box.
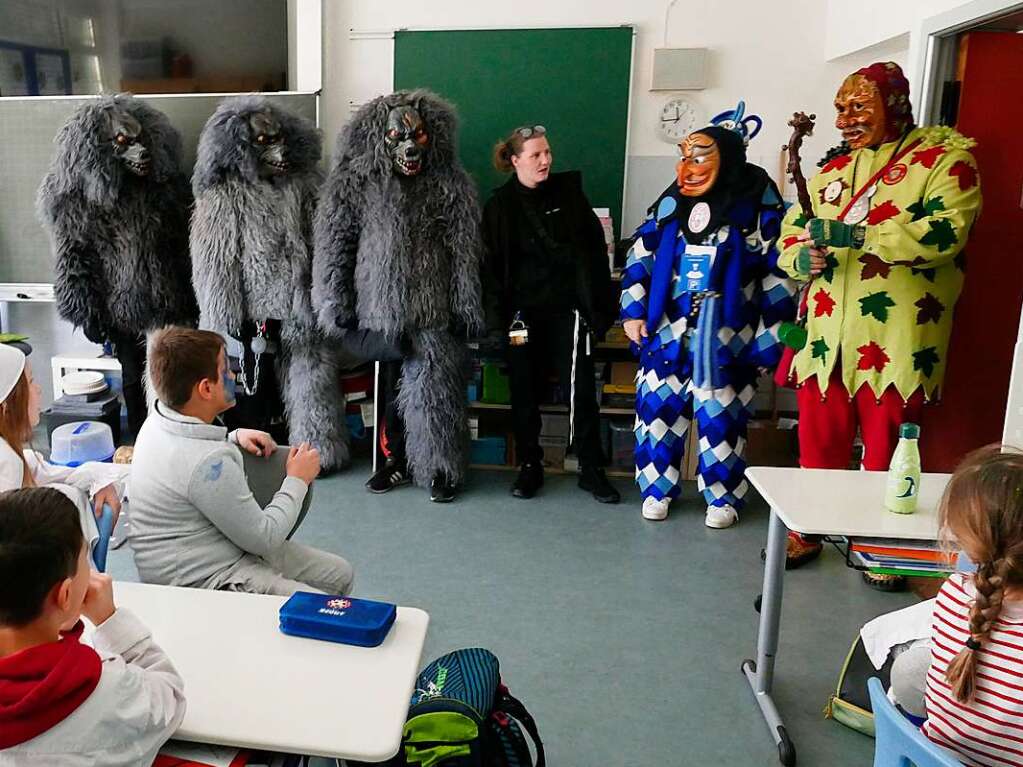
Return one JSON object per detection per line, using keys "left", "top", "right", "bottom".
{"left": 0, "top": 92, "right": 318, "bottom": 285}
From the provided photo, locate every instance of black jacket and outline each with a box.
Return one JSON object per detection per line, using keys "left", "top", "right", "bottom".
{"left": 481, "top": 171, "right": 616, "bottom": 337}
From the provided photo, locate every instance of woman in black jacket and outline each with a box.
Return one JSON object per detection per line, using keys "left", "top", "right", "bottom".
{"left": 482, "top": 125, "right": 619, "bottom": 503}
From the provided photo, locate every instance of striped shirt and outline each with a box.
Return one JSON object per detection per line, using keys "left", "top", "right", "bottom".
{"left": 924, "top": 573, "right": 1023, "bottom": 766}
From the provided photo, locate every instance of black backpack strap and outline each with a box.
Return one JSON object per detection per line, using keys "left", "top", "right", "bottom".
{"left": 498, "top": 689, "right": 545, "bottom": 767}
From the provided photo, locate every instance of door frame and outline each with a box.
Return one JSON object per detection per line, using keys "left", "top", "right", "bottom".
{"left": 911, "top": 0, "right": 1023, "bottom": 124}
{"left": 910, "top": 0, "right": 1023, "bottom": 448}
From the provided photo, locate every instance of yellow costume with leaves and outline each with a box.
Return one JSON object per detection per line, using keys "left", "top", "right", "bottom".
{"left": 778, "top": 126, "right": 981, "bottom": 400}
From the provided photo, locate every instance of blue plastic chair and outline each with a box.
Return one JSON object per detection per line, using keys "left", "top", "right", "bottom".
{"left": 868, "top": 678, "right": 962, "bottom": 767}
{"left": 92, "top": 503, "right": 115, "bottom": 572}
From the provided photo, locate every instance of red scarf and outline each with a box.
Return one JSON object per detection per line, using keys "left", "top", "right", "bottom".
{"left": 0, "top": 620, "right": 102, "bottom": 747}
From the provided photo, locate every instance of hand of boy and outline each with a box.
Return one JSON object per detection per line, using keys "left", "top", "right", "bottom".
{"left": 82, "top": 571, "right": 116, "bottom": 626}
{"left": 286, "top": 442, "right": 321, "bottom": 485}
{"left": 236, "top": 429, "right": 277, "bottom": 458}
{"left": 92, "top": 483, "right": 121, "bottom": 527}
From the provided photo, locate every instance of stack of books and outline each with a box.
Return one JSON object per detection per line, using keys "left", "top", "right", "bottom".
{"left": 848, "top": 538, "right": 956, "bottom": 578}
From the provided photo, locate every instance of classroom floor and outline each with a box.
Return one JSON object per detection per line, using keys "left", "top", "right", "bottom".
{"left": 106, "top": 462, "right": 918, "bottom": 766}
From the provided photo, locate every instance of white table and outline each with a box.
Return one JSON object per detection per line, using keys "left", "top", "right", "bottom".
{"left": 84, "top": 582, "right": 429, "bottom": 762}
{"left": 743, "top": 467, "right": 950, "bottom": 766}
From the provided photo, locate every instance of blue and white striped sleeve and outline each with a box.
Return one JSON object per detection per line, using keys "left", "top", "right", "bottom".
{"left": 619, "top": 221, "right": 656, "bottom": 322}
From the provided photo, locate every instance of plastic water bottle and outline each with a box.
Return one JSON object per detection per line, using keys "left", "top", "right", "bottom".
{"left": 885, "top": 423, "right": 921, "bottom": 514}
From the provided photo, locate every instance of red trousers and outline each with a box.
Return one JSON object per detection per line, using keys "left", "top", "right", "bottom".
{"left": 797, "top": 370, "right": 925, "bottom": 471}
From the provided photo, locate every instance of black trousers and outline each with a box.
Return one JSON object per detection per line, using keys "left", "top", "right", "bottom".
{"left": 109, "top": 331, "right": 147, "bottom": 442}
{"left": 506, "top": 312, "right": 605, "bottom": 468}
{"left": 379, "top": 358, "right": 406, "bottom": 462}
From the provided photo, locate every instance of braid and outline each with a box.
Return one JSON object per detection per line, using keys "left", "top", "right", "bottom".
{"left": 817, "top": 141, "right": 851, "bottom": 168}
{"left": 946, "top": 558, "right": 1012, "bottom": 702}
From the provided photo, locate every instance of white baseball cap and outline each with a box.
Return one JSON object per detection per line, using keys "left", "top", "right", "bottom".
{"left": 0, "top": 344, "right": 27, "bottom": 404}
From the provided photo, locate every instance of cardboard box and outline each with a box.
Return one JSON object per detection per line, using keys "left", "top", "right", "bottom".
{"left": 539, "top": 434, "right": 568, "bottom": 448}
{"left": 609, "top": 361, "right": 639, "bottom": 387}
{"left": 743, "top": 421, "right": 799, "bottom": 468}
{"left": 603, "top": 325, "right": 628, "bottom": 346}
{"left": 541, "top": 444, "right": 567, "bottom": 469}
{"left": 540, "top": 413, "right": 569, "bottom": 438}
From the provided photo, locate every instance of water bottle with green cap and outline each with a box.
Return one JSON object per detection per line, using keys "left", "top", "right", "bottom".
{"left": 885, "top": 423, "right": 921, "bottom": 514}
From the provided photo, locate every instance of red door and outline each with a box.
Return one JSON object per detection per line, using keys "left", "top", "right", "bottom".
{"left": 921, "top": 31, "right": 1023, "bottom": 471}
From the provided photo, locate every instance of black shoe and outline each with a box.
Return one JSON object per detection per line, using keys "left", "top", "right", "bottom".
{"left": 511, "top": 461, "right": 544, "bottom": 499}
{"left": 578, "top": 466, "right": 620, "bottom": 504}
{"left": 366, "top": 458, "right": 411, "bottom": 494}
{"left": 430, "top": 472, "right": 456, "bottom": 503}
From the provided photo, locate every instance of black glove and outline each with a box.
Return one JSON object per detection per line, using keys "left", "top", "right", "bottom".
{"left": 81, "top": 318, "right": 107, "bottom": 344}
{"left": 334, "top": 311, "right": 359, "bottom": 332}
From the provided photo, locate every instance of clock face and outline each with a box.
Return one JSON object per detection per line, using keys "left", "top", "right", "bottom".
{"left": 659, "top": 98, "right": 699, "bottom": 143}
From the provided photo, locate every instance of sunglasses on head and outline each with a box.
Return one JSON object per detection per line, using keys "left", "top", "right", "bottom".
{"left": 516, "top": 125, "right": 546, "bottom": 139}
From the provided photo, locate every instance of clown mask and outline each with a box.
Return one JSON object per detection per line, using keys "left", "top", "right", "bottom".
{"left": 676, "top": 132, "right": 720, "bottom": 197}
{"left": 834, "top": 74, "right": 888, "bottom": 150}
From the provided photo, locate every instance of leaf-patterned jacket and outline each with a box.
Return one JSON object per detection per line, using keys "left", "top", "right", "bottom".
{"left": 777, "top": 125, "right": 982, "bottom": 400}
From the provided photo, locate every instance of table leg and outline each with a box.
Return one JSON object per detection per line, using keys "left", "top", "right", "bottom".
{"left": 742, "top": 507, "right": 796, "bottom": 766}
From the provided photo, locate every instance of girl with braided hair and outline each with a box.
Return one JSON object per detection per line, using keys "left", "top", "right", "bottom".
{"left": 921, "top": 446, "right": 1023, "bottom": 763}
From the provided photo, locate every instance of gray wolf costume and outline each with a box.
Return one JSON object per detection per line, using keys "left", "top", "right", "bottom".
{"left": 312, "top": 90, "right": 484, "bottom": 492}
{"left": 37, "top": 93, "right": 197, "bottom": 440}
{"left": 190, "top": 95, "right": 349, "bottom": 471}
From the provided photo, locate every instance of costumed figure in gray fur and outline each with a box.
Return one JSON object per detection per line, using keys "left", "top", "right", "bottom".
{"left": 313, "top": 90, "right": 484, "bottom": 502}
{"left": 37, "top": 93, "right": 197, "bottom": 441}
{"left": 190, "top": 95, "right": 349, "bottom": 471}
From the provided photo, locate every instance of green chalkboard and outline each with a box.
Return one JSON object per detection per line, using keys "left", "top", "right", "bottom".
{"left": 394, "top": 27, "right": 633, "bottom": 236}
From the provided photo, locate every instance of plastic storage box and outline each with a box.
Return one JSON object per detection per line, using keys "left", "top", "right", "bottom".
{"left": 481, "top": 362, "right": 511, "bottom": 404}
{"left": 279, "top": 592, "right": 397, "bottom": 647}
{"left": 49, "top": 421, "right": 116, "bottom": 467}
{"left": 609, "top": 420, "right": 634, "bottom": 469}
{"left": 470, "top": 436, "right": 506, "bottom": 465}
{"left": 42, "top": 393, "right": 121, "bottom": 445}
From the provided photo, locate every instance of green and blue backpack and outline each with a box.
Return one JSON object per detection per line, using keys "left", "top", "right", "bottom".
{"left": 362, "top": 647, "right": 545, "bottom": 767}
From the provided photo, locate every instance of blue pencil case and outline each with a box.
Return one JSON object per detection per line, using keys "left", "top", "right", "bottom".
{"left": 278, "top": 592, "right": 397, "bottom": 647}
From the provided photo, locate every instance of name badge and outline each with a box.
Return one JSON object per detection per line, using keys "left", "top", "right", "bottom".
{"left": 682, "top": 244, "right": 716, "bottom": 292}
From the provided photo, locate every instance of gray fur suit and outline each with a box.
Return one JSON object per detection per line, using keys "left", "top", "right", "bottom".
{"left": 190, "top": 95, "right": 349, "bottom": 470}
{"left": 37, "top": 94, "right": 197, "bottom": 437}
{"left": 313, "top": 90, "right": 484, "bottom": 487}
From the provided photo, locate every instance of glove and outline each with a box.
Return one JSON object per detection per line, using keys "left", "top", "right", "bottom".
{"left": 333, "top": 311, "right": 359, "bottom": 332}
{"left": 807, "top": 218, "right": 865, "bottom": 249}
{"left": 81, "top": 318, "right": 107, "bottom": 344}
{"left": 796, "top": 246, "right": 813, "bottom": 276}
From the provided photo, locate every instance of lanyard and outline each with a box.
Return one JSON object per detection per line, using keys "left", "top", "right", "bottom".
{"left": 837, "top": 134, "right": 921, "bottom": 221}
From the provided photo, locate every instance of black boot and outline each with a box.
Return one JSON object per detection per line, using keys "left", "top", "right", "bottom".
{"left": 366, "top": 458, "right": 411, "bottom": 494}
{"left": 430, "top": 472, "right": 457, "bottom": 503}
{"left": 511, "top": 461, "right": 544, "bottom": 499}
{"left": 579, "top": 466, "right": 620, "bottom": 504}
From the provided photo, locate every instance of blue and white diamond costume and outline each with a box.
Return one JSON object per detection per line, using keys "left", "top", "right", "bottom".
{"left": 620, "top": 106, "right": 797, "bottom": 513}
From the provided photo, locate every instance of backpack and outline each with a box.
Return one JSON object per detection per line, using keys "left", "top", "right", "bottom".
{"left": 358, "top": 648, "right": 544, "bottom": 767}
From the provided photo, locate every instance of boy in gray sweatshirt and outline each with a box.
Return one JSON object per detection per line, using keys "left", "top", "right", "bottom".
{"left": 0, "top": 487, "right": 185, "bottom": 766}
{"left": 129, "top": 326, "right": 353, "bottom": 596}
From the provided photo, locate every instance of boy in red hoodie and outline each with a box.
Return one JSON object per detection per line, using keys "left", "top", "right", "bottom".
{"left": 0, "top": 487, "right": 185, "bottom": 765}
